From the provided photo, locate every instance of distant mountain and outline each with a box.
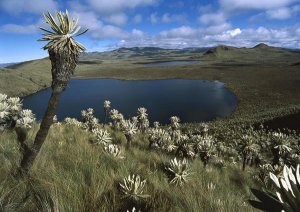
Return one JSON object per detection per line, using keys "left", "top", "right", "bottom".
{"left": 80, "top": 47, "right": 207, "bottom": 61}
{"left": 203, "top": 43, "right": 300, "bottom": 61}
{"left": 0, "top": 63, "right": 17, "bottom": 68}
{"left": 204, "top": 45, "right": 239, "bottom": 57}
{"left": 253, "top": 43, "right": 270, "bottom": 49}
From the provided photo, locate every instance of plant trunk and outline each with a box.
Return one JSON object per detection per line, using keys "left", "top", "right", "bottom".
{"left": 15, "top": 127, "right": 29, "bottom": 154}
{"left": 203, "top": 160, "right": 208, "bottom": 168}
{"left": 242, "top": 156, "right": 247, "bottom": 171}
{"left": 125, "top": 134, "right": 132, "bottom": 149}
{"left": 272, "top": 149, "right": 280, "bottom": 166}
{"left": 19, "top": 91, "right": 61, "bottom": 173}
{"left": 104, "top": 109, "right": 107, "bottom": 123}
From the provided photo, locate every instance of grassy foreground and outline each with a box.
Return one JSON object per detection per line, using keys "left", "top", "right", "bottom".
{"left": 1, "top": 123, "right": 256, "bottom": 211}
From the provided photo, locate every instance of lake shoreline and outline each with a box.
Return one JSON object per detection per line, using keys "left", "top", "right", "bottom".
{"left": 23, "top": 79, "right": 238, "bottom": 124}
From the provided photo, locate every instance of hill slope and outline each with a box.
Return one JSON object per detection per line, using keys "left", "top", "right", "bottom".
{"left": 203, "top": 44, "right": 300, "bottom": 62}
{"left": 0, "top": 58, "right": 51, "bottom": 97}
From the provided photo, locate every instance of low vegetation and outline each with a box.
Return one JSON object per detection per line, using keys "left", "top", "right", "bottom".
{"left": 1, "top": 93, "right": 300, "bottom": 211}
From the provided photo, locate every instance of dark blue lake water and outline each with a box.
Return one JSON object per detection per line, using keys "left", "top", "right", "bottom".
{"left": 144, "top": 60, "right": 200, "bottom": 67}
{"left": 23, "top": 79, "right": 237, "bottom": 124}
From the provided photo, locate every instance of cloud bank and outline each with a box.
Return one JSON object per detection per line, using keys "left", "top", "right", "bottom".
{"left": 0, "top": 0, "right": 299, "bottom": 51}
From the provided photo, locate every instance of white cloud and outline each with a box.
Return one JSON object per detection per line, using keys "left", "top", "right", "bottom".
{"left": 0, "top": 24, "right": 38, "bottom": 34}
{"left": 133, "top": 14, "right": 143, "bottom": 23}
{"left": 0, "top": 0, "right": 57, "bottom": 15}
{"left": 162, "top": 14, "right": 171, "bottom": 23}
{"left": 105, "top": 13, "right": 128, "bottom": 25}
{"left": 198, "top": 4, "right": 213, "bottom": 13}
{"left": 72, "top": 11, "right": 126, "bottom": 39}
{"left": 132, "top": 29, "right": 145, "bottom": 37}
{"left": 205, "top": 23, "right": 232, "bottom": 34}
{"left": 266, "top": 7, "right": 292, "bottom": 19}
{"left": 71, "top": 11, "right": 148, "bottom": 40}
{"left": 250, "top": 5, "right": 300, "bottom": 21}
{"left": 220, "top": 0, "right": 296, "bottom": 10}
{"left": 199, "top": 12, "right": 226, "bottom": 25}
{"left": 110, "top": 24, "right": 300, "bottom": 50}
{"left": 91, "top": 25, "right": 129, "bottom": 39}
{"left": 228, "top": 28, "right": 242, "bottom": 36}
{"left": 74, "top": 11, "right": 102, "bottom": 31}
{"left": 88, "top": 0, "right": 157, "bottom": 14}
{"left": 198, "top": 11, "right": 231, "bottom": 34}
{"left": 292, "top": 4, "right": 300, "bottom": 12}
{"left": 150, "top": 13, "right": 158, "bottom": 24}
{"left": 160, "top": 26, "right": 198, "bottom": 38}
{"left": 148, "top": 13, "right": 186, "bottom": 24}
{"left": 161, "top": 13, "right": 186, "bottom": 23}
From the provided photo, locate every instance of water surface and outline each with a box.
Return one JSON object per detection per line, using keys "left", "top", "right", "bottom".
{"left": 23, "top": 79, "right": 237, "bottom": 124}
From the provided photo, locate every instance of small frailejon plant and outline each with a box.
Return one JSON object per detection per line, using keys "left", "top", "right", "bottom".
{"left": 127, "top": 207, "right": 141, "bottom": 212}
{"left": 166, "top": 158, "right": 191, "bottom": 186}
{"left": 121, "top": 119, "right": 138, "bottom": 148}
{"left": 103, "top": 100, "right": 111, "bottom": 123}
{"left": 0, "top": 93, "right": 35, "bottom": 156}
{"left": 0, "top": 94, "right": 35, "bottom": 130}
{"left": 170, "top": 116, "right": 180, "bottom": 131}
{"left": 104, "top": 144, "right": 124, "bottom": 159}
{"left": 119, "top": 174, "right": 150, "bottom": 201}
{"left": 64, "top": 117, "right": 82, "bottom": 127}
{"left": 239, "top": 135, "right": 260, "bottom": 171}
{"left": 148, "top": 128, "right": 172, "bottom": 150}
{"left": 271, "top": 132, "right": 292, "bottom": 166}
{"left": 109, "top": 109, "right": 124, "bottom": 129}
{"left": 195, "top": 135, "right": 216, "bottom": 167}
{"left": 174, "top": 133, "right": 195, "bottom": 158}
{"left": 249, "top": 164, "right": 300, "bottom": 212}
{"left": 136, "top": 107, "right": 149, "bottom": 132}
{"left": 81, "top": 108, "right": 99, "bottom": 131}
{"left": 92, "top": 128, "right": 112, "bottom": 145}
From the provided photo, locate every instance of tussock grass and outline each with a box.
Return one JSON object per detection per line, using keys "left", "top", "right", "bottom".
{"left": 0, "top": 124, "right": 256, "bottom": 211}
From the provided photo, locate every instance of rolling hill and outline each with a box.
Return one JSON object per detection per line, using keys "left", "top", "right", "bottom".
{"left": 203, "top": 43, "right": 300, "bottom": 63}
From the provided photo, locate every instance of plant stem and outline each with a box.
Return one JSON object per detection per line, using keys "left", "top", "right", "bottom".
{"left": 19, "top": 91, "right": 61, "bottom": 173}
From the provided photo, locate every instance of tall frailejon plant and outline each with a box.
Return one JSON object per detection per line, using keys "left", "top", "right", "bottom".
{"left": 19, "top": 11, "right": 87, "bottom": 173}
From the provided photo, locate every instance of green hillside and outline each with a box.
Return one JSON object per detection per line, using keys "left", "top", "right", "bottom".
{"left": 203, "top": 44, "right": 300, "bottom": 63}
{"left": 0, "top": 59, "right": 51, "bottom": 97}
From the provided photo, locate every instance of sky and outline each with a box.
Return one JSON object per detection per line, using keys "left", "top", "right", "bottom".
{"left": 0, "top": 0, "right": 300, "bottom": 63}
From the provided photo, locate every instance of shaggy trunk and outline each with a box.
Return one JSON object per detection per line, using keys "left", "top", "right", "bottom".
{"left": 49, "top": 49, "right": 78, "bottom": 93}
{"left": 15, "top": 127, "right": 29, "bottom": 154}
{"left": 203, "top": 159, "right": 208, "bottom": 168}
{"left": 20, "top": 91, "right": 61, "bottom": 172}
{"left": 19, "top": 49, "right": 79, "bottom": 174}
{"left": 104, "top": 109, "right": 107, "bottom": 123}
{"left": 104, "top": 108, "right": 110, "bottom": 124}
{"left": 125, "top": 134, "right": 132, "bottom": 149}
{"left": 148, "top": 140, "right": 154, "bottom": 149}
{"left": 242, "top": 155, "right": 247, "bottom": 171}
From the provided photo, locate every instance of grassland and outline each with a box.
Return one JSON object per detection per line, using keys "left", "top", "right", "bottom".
{"left": 1, "top": 124, "right": 256, "bottom": 211}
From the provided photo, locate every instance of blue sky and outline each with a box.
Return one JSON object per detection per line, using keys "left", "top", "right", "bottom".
{"left": 0, "top": 0, "right": 300, "bottom": 63}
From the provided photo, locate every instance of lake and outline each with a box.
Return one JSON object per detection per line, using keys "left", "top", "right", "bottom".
{"left": 144, "top": 60, "right": 200, "bottom": 67}
{"left": 22, "top": 79, "right": 237, "bottom": 124}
